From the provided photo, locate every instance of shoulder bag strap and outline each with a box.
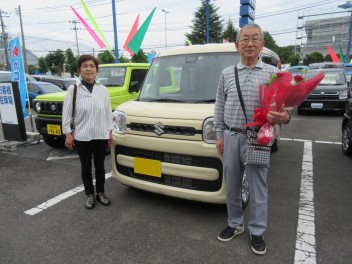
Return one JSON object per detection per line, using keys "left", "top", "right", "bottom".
{"left": 234, "top": 66, "right": 248, "bottom": 124}
{"left": 72, "top": 84, "right": 77, "bottom": 120}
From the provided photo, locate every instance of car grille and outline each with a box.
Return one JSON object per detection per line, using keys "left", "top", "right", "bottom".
{"left": 37, "top": 102, "right": 63, "bottom": 115}
{"left": 128, "top": 122, "right": 200, "bottom": 136}
{"left": 115, "top": 145, "right": 223, "bottom": 192}
{"left": 308, "top": 92, "right": 339, "bottom": 100}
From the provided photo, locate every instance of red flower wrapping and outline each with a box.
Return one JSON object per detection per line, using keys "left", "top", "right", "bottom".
{"left": 246, "top": 71, "right": 325, "bottom": 145}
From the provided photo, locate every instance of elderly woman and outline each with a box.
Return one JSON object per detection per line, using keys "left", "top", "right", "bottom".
{"left": 62, "top": 54, "right": 113, "bottom": 210}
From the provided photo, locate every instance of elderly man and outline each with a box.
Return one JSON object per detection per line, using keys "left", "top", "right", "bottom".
{"left": 214, "top": 23, "right": 290, "bottom": 255}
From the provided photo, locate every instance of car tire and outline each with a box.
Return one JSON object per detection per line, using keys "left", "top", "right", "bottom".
{"left": 342, "top": 123, "right": 352, "bottom": 156}
{"left": 42, "top": 135, "right": 65, "bottom": 148}
{"left": 241, "top": 171, "right": 250, "bottom": 209}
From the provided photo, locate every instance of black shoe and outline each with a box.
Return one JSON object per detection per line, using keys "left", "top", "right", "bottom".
{"left": 217, "top": 225, "right": 244, "bottom": 242}
{"left": 250, "top": 234, "right": 266, "bottom": 255}
{"left": 96, "top": 193, "right": 111, "bottom": 206}
{"left": 85, "top": 194, "right": 95, "bottom": 209}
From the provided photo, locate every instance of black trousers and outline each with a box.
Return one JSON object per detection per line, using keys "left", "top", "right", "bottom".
{"left": 75, "top": 139, "right": 108, "bottom": 195}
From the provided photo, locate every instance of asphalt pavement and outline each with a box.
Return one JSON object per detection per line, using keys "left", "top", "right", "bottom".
{"left": 1, "top": 110, "right": 352, "bottom": 264}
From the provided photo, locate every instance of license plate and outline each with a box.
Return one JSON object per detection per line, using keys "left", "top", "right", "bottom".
{"left": 47, "top": 124, "right": 62, "bottom": 135}
{"left": 134, "top": 157, "right": 161, "bottom": 178}
{"left": 311, "top": 103, "right": 323, "bottom": 109}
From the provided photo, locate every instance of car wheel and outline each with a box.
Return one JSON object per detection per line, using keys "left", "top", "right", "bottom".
{"left": 42, "top": 135, "right": 65, "bottom": 148}
{"left": 342, "top": 123, "right": 352, "bottom": 156}
{"left": 241, "top": 171, "right": 250, "bottom": 209}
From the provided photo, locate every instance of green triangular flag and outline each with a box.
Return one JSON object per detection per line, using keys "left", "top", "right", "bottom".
{"left": 127, "top": 7, "right": 156, "bottom": 55}
{"left": 339, "top": 43, "right": 345, "bottom": 63}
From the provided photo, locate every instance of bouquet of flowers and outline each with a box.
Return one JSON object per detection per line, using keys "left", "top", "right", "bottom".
{"left": 247, "top": 71, "right": 325, "bottom": 145}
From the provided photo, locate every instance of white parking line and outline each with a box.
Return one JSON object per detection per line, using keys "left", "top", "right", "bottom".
{"left": 294, "top": 141, "right": 316, "bottom": 264}
{"left": 24, "top": 172, "right": 112, "bottom": 216}
{"left": 281, "top": 137, "right": 341, "bottom": 145}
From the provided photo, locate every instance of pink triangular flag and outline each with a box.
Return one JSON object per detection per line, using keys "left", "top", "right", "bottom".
{"left": 71, "top": 6, "right": 105, "bottom": 49}
{"left": 326, "top": 45, "right": 341, "bottom": 62}
{"left": 124, "top": 15, "right": 139, "bottom": 56}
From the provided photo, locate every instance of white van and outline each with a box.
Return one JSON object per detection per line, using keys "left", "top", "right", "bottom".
{"left": 111, "top": 43, "right": 281, "bottom": 204}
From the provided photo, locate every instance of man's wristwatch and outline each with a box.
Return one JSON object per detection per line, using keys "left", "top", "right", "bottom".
{"left": 283, "top": 111, "right": 291, "bottom": 124}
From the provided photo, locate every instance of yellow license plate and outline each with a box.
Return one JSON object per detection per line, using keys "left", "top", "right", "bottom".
{"left": 47, "top": 124, "right": 62, "bottom": 135}
{"left": 134, "top": 157, "right": 161, "bottom": 178}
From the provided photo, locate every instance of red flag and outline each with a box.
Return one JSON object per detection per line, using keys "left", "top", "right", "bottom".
{"left": 326, "top": 45, "right": 341, "bottom": 62}
{"left": 124, "top": 15, "right": 139, "bottom": 56}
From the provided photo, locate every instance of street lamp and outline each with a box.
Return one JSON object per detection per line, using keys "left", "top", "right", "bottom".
{"left": 338, "top": 1, "right": 352, "bottom": 63}
{"left": 161, "top": 9, "right": 169, "bottom": 49}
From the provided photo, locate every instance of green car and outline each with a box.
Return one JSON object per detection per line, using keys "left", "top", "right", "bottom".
{"left": 33, "top": 63, "right": 150, "bottom": 148}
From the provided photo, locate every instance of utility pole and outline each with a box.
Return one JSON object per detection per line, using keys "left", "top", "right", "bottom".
{"left": 69, "top": 20, "right": 80, "bottom": 55}
{"left": 161, "top": 9, "right": 169, "bottom": 50}
{"left": 0, "top": 9, "right": 10, "bottom": 70}
{"left": 16, "top": 5, "right": 28, "bottom": 73}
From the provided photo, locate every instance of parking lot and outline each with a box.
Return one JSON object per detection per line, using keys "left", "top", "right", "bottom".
{"left": 1, "top": 111, "right": 352, "bottom": 264}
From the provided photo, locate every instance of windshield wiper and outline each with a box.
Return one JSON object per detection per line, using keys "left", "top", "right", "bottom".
{"left": 194, "top": 99, "right": 216, "bottom": 103}
{"left": 147, "top": 98, "right": 186, "bottom": 103}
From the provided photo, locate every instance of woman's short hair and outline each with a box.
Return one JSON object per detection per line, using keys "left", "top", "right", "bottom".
{"left": 77, "top": 54, "right": 99, "bottom": 72}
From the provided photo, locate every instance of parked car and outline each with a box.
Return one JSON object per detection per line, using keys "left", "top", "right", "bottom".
{"left": 309, "top": 62, "right": 343, "bottom": 69}
{"left": 298, "top": 68, "right": 349, "bottom": 115}
{"left": 343, "top": 63, "right": 352, "bottom": 81}
{"left": 111, "top": 44, "right": 281, "bottom": 204}
{"left": 27, "top": 81, "right": 63, "bottom": 106}
{"left": 31, "top": 75, "right": 78, "bottom": 90}
{"left": 32, "top": 63, "right": 150, "bottom": 148}
{"left": 342, "top": 98, "right": 352, "bottom": 156}
{"left": 287, "top": 65, "right": 309, "bottom": 76}
{"left": 0, "top": 70, "right": 37, "bottom": 83}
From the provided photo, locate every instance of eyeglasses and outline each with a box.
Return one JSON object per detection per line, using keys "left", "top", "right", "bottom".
{"left": 239, "top": 37, "right": 263, "bottom": 45}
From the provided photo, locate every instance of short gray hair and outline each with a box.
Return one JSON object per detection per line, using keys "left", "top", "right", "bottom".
{"left": 236, "top": 23, "right": 264, "bottom": 42}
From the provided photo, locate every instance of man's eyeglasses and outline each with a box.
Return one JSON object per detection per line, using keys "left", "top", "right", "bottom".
{"left": 239, "top": 37, "right": 263, "bottom": 45}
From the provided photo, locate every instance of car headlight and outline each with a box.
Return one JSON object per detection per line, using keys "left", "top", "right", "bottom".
{"left": 339, "top": 89, "right": 348, "bottom": 99}
{"left": 203, "top": 117, "right": 217, "bottom": 143}
{"left": 112, "top": 110, "right": 126, "bottom": 134}
{"left": 34, "top": 102, "right": 41, "bottom": 113}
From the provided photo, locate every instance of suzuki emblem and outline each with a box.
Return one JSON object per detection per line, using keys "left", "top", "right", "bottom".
{"left": 154, "top": 122, "right": 165, "bottom": 136}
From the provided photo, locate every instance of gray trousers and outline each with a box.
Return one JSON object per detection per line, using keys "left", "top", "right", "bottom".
{"left": 223, "top": 129, "right": 269, "bottom": 236}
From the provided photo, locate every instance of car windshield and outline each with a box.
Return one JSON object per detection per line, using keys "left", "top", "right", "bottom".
{"left": 288, "top": 68, "right": 304, "bottom": 74}
{"left": 38, "top": 83, "right": 64, "bottom": 93}
{"left": 139, "top": 52, "right": 240, "bottom": 102}
{"left": 305, "top": 70, "right": 346, "bottom": 85}
{"left": 97, "top": 66, "right": 126, "bottom": 87}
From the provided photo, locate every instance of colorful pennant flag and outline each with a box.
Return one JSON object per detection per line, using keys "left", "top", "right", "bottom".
{"left": 326, "top": 45, "right": 340, "bottom": 62}
{"left": 123, "top": 15, "right": 140, "bottom": 56}
{"left": 80, "top": 0, "right": 112, "bottom": 51}
{"left": 71, "top": 6, "right": 105, "bottom": 49}
{"left": 127, "top": 8, "right": 156, "bottom": 55}
{"left": 339, "top": 43, "right": 345, "bottom": 63}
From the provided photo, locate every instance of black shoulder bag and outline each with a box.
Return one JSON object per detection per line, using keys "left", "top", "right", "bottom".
{"left": 234, "top": 66, "right": 271, "bottom": 167}
{"left": 70, "top": 84, "right": 77, "bottom": 134}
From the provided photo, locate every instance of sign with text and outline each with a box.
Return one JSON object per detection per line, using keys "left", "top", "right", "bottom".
{"left": 0, "top": 82, "right": 27, "bottom": 141}
{"left": 239, "top": 0, "right": 256, "bottom": 28}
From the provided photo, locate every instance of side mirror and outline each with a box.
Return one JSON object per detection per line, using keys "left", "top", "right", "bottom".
{"left": 129, "top": 81, "right": 140, "bottom": 93}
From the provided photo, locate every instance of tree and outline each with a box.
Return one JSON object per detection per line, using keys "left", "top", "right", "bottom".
{"left": 45, "top": 49, "right": 65, "bottom": 76}
{"left": 277, "top": 45, "right": 297, "bottom": 64}
{"left": 38, "top": 57, "right": 48, "bottom": 74}
{"left": 65, "top": 48, "right": 77, "bottom": 77}
{"left": 28, "top": 65, "right": 37, "bottom": 75}
{"left": 286, "top": 54, "right": 300, "bottom": 65}
{"left": 185, "top": 0, "right": 223, "bottom": 45}
{"left": 119, "top": 54, "right": 130, "bottom": 63}
{"left": 324, "top": 54, "right": 332, "bottom": 62}
{"left": 263, "top": 31, "right": 278, "bottom": 53}
{"left": 222, "top": 18, "right": 237, "bottom": 42}
{"left": 97, "top": 50, "right": 115, "bottom": 64}
{"left": 131, "top": 49, "right": 147, "bottom": 63}
{"left": 303, "top": 52, "right": 324, "bottom": 65}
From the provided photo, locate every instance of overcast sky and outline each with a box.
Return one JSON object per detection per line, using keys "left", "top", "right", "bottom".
{"left": 1, "top": 0, "right": 348, "bottom": 57}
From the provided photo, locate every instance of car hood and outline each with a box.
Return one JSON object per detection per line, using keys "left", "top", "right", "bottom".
{"left": 117, "top": 101, "right": 215, "bottom": 120}
{"left": 33, "top": 91, "right": 67, "bottom": 101}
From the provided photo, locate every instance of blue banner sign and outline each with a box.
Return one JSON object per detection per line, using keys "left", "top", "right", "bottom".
{"left": 240, "top": 0, "right": 256, "bottom": 9}
{"left": 9, "top": 37, "right": 28, "bottom": 118}
{"left": 239, "top": 0, "right": 256, "bottom": 28}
